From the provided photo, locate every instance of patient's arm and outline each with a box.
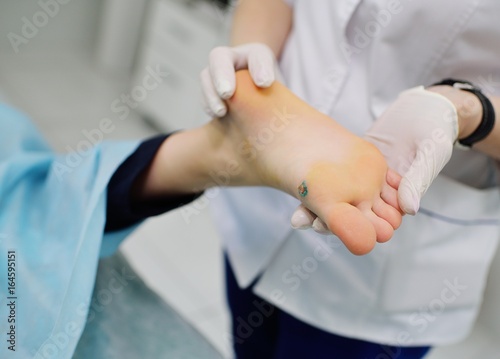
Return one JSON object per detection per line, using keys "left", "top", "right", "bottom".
{"left": 137, "top": 70, "right": 402, "bottom": 255}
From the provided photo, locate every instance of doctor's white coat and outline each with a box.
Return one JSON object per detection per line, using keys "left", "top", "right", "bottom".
{"left": 211, "top": 0, "right": 500, "bottom": 346}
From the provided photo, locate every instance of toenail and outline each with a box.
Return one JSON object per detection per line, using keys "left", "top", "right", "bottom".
{"left": 298, "top": 181, "right": 308, "bottom": 197}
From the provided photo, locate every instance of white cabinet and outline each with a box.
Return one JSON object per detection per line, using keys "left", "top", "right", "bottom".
{"left": 132, "top": 0, "right": 228, "bottom": 131}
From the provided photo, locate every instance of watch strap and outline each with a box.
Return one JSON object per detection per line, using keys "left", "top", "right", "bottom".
{"left": 430, "top": 78, "right": 496, "bottom": 147}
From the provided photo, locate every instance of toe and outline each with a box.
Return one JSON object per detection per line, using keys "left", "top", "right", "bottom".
{"left": 372, "top": 197, "right": 403, "bottom": 230}
{"left": 386, "top": 168, "right": 402, "bottom": 189}
{"left": 324, "top": 202, "right": 376, "bottom": 255}
{"left": 381, "top": 182, "right": 403, "bottom": 214}
{"left": 362, "top": 208, "right": 395, "bottom": 243}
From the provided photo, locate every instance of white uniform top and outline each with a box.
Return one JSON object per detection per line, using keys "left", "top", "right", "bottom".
{"left": 211, "top": 0, "right": 500, "bottom": 346}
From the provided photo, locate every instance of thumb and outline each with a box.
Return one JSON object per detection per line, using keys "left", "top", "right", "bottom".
{"left": 398, "top": 140, "right": 454, "bottom": 215}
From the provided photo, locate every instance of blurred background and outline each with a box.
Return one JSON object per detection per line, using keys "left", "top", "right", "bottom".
{"left": 0, "top": 0, "right": 499, "bottom": 358}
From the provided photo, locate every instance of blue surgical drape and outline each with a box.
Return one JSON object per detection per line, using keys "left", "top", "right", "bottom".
{"left": 0, "top": 104, "right": 139, "bottom": 358}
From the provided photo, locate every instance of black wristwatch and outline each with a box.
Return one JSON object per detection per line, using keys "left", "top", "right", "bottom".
{"left": 430, "top": 78, "right": 496, "bottom": 147}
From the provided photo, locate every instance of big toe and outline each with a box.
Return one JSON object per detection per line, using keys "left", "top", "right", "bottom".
{"left": 324, "top": 203, "right": 377, "bottom": 255}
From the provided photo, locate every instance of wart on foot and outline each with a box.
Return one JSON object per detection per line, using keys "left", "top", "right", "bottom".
{"left": 298, "top": 181, "right": 308, "bottom": 197}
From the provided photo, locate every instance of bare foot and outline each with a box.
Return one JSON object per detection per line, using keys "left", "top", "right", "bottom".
{"left": 209, "top": 70, "right": 402, "bottom": 255}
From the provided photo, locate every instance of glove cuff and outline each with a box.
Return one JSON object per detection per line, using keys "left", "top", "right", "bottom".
{"left": 430, "top": 79, "right": 496, "bottom": 148}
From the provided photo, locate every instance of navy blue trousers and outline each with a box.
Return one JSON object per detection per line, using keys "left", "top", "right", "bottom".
{"left": 225, "top": 257, "right": 431, "bottom": 359}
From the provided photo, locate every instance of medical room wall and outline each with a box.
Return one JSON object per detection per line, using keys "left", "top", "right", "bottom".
{"left": 0, "top": 0, "right": 101, "bottom": 55}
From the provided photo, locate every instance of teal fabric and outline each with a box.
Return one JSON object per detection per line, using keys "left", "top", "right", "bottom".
{"left": 0, "top": 104, "right": 139, "bottom": 358}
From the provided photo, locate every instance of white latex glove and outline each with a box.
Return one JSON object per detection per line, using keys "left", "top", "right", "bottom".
{"left": 200, "top": 43, "right": 278, "bottom": 117}
{"left": 291, "top": 86, "right": 459, "bottom": 231}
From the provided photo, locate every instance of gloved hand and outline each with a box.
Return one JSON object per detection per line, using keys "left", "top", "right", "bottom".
{"left": 200, "top": 43, "right": 278, "bottom": 117}
{"left": 291, "top": 86, "right": 459, "bottom": 232}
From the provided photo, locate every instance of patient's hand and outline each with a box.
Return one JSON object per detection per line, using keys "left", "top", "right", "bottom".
{"left": 210, "top": 70, "right": 402, "bottom": 255}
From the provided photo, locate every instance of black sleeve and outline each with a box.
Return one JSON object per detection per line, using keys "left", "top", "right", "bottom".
{"left": 105, "top": 134, "right": 202, "bottom": 232}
